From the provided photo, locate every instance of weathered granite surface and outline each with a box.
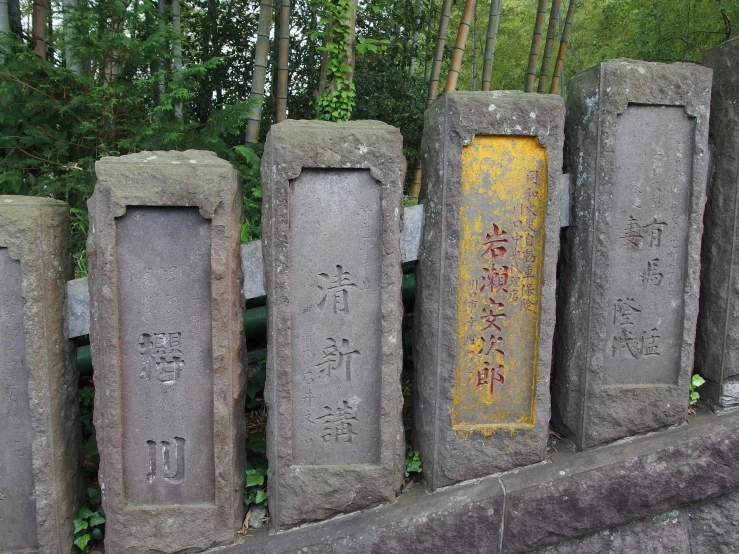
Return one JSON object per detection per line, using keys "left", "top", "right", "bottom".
{"left": 261, "top": 120, "right": 405, "bottom": 530}
{"left": 696, "top": 36, "right": 739, "bottom": 408}
{"left": 0, "top": 195, "right": 83, "bottom": 554}
{"left": 413, "top": 91, "right": 564, "bottom": 490}
{"left": 689, "top": 488, "right": 739, "bottom": 553}
{"left": 66, "top": 277, "right": 90, "bottom": 339}
{"left": 531, "top": 487, "right": 739, "bottom": 554}
{"left": 530, "top": 510, "right": 690, "bottom": 554}
{"left": 209, "top": 407, "right": 739, "bottom": 554}
{"left": 553, "top": 59, "right": 712, "bottom": 449}
{"left": 88, "top": 151, "right": 246, "bottom": 553}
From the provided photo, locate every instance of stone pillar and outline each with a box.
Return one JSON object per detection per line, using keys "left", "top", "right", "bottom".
{"left": 0, "top": 196, "right": 83, "bottom": 554}
{"left": 413, "top": 91, "right": 564, "bottom": 490}
{"left": 696, "top": 37, "right": 739, "bottom": 409}
{"left": 553, "top": 59, "right": 712, "bottom": 449}
{"left": 88, "top": 151, "right": 246, "bottom": 552}
{"left": 262, "top": 121, "right": 405, "bottom": 530}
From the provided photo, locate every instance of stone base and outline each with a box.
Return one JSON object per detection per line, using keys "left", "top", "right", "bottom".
{"left": 206, "top": 406, "right": 739, "bottom": 554}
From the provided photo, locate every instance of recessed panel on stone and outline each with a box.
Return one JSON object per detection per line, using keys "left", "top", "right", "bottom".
{"left": 117, "top": 207, "right": 214, "bottom": 504}
{"left": 414, "top": 92, "right": 564, "bottom": 491}
{"left": 452, "top": 136, "right": 547, "bottom": 429}
{"left": 0, "top": 195, "right": 83, "bottom": 554}
{"left": 290, "top": 170, "right": 382, "bottom": 466}
{"left": 0, "top": 248, "right": 38, "bottom": 552}
{"left": 604, "top": 106, "right": 692, "bottom": 386}
{"left": 88, "top": 151, "right": 245, "bottom": 553}
{"left": 262, "top": 120, "right": 405, "bottom": 531}
{"left": 553, "top": 59, "right": 712, "bottom": 449}
{"left": 697, "top": 37, "right": 739, "bottom": 408}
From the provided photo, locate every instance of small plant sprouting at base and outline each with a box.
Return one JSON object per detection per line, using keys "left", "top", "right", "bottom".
{"left": 245, "top": 466, "right": 268, "bottom": 506}
{"left": 690, "top": 373, "right": 706, "bottom": 406}
{"left": 73, "top": 487, "right": 105, "bottom": 553}
{"left": 404, "top": 445, "right": 422, "bottom": 479}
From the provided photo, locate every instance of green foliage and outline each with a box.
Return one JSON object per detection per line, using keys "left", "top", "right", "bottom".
{"left": 78, "top": 386, "right": 99, "bottom": 466}
{"left": 77, "top": 383, "right": 104, "bottom": 549}
{"left": 313, "top": 0, "right": 358, "bottom": 122}
{"left": 234, "top": 144, "right": 263, "bottom": 242}
{"left": 246, "top": 381, "right": 265, "bottom": 410}
{"left": 244, "top": 467, "right": 268, "bottom": 505}
{"left": 429, "top": 0, "right": 738, "bottom": 94}
{"left": 404, "top": 446, "right": 422, "bottom": 478}
{"left": 244, "top": 427, "right": 268, "bottom": 506}
{"left": 690, "top": 373, "right": 706, "bottom": 405}
{"left": 0, "top": 0, "right": 261, "bottom": 253}
{"left": 73, "top": 488, "right": 105, "bottom": 553}
{"left": 312, "top": 0, "right": 391, "bottom": 122}
{"left": 70, "top": 208, "right": 89, "bottom": 278}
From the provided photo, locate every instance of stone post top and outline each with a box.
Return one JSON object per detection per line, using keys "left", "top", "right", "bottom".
{"left": 601, "top": 57, "right": 708, "bottom": 68}
{"left": 567, "top": 57, "right": 712, "bottom": 120}
{"left": 570, "top": 57, "right": 712, "bottom": 84}
{"left": 703, "top": 35, "right": 739, "bottom": 61}
{"left": 268, "top": 118, "right": 400, "bottom": 134}
{"left": 440, "top": 89, "right": 564, "bottom": 101}
{"left": 0, "top": 195, "right": 69, "bottom": 209}
{"left": 263, "top": 119, "right": 405, "bottom": 185}
{"left": 92, "top": 150, "right": 241, "bottom": 220}
{"left": 424, "top": 90, "right": 565, "bottom": 149}
{"left": 96, "top": 149, "right": 229, "bottom": 165}
{"left": 431, "top": 90, "right": 565, "bottom": 120}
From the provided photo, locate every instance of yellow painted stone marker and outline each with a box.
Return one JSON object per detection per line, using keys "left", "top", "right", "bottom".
{"left": 453, "top": 136, "right": 547, "bottom": 431}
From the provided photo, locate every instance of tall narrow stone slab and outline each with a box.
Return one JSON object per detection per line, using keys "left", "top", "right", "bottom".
{"left": 553, "top": 60, "right": 712, "bottom": 449}
{"left": 262, "top": 121, "right": 405, "bottom": 530}
{"left": 697, "top": 37, "right": 739, "bottom": 408}
{"left": 413, "top": 91, "right": 564, "bottom": 490}
{"left": 0, "top": 196, "right": 83, "bottom": 554}
{"left": 88, "top": 151, "right": 246, "bottom": 553}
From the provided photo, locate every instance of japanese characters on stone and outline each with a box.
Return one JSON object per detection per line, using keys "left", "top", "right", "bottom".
{"left": 289, "top": 169, "right": 383, "bottom": 466}
{"left": 603, "top": 105, "right": 692, "bottom": 385}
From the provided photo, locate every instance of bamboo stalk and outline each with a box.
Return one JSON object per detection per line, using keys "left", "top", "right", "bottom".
{"left": 8, "top": 0, "right": 20, "bottom": 38}
{"left": 62, "top": 0, "right": 83, "bottom": 74}
{"left": 409, "top": 0, "right": 453, "bottom": 200}
{"left": 549, "top": 0, "right": 576, "bottom": 94}
{"left": 246, "top": 0, "right": 273, "bottom": 144}
{"left": 32, "top": 0, "right": 47, "bottom": 59}
{"left": 537, "top": 0, "right": 560, "bottom": 93}
{"left": 524, "top": 0, "right": 548, "bottom": 92}
{"left": 445, "top": 0, "right": 476, "bottom": 93}
{"left": 426, "top": 0, "right": 452, "bottom": 103}
{"left": 0, "top": 0, "right": 10, "bottom": 63}
{"left": 158, "top": 0, "right": 166, "bottom": 97}
{"left": 408, "top": 0, "right": 423, "bottom": 78}
{"left": 173, "top": 0, "right": 183, "bottom": 119}
{"left": 275, "top": 0, "right": 290, "bottom": 122}
{"left": 481, "top": 0, "right": 502, "bottom": 91}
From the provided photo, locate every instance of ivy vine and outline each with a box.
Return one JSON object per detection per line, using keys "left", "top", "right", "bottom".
{"left": 312, "top": 0, "right": 389, "bottom": 122}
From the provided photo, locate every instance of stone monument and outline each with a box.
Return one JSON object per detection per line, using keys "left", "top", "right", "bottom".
{"left": 413, "top": 91, "right": 564, "bottom": 490}
{"left": 87, "top": 151, "right": 246, "bottom": 552}
{"left": 0, "top": 195, "right": 83, "bottom": 554}
{"left": 262, "top": 120, "right": 405, "bottom": 530}
{"left": 553, "top": 59, "right": 712, "bottom": 449}
{"left": 696, "top": 37, "right": 739, "bottom": 408}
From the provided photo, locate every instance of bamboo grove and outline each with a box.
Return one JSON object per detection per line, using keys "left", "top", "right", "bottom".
{"left": 1, "top": 0, "right": 736, "bottom": 219}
